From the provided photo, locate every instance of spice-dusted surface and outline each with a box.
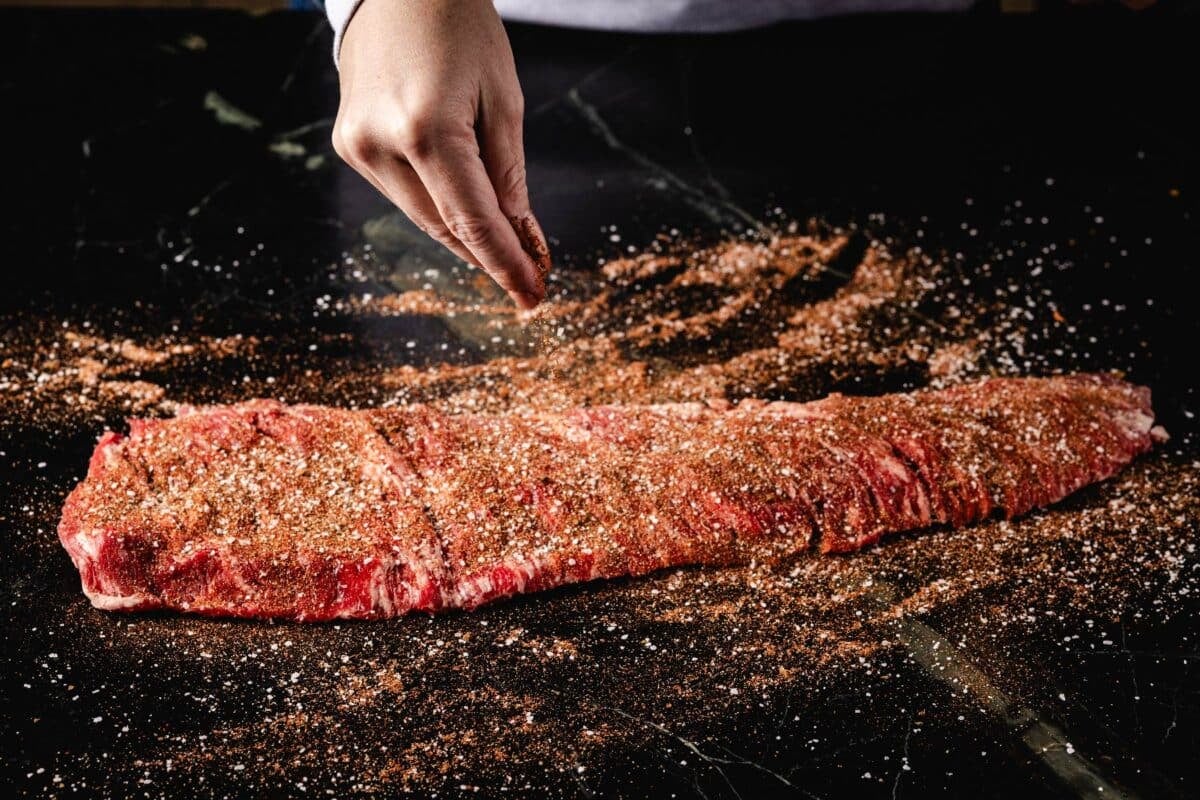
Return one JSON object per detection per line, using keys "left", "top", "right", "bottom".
{"left": 2, "top": 8, "right": 1198, "bottom": 799}
{"left": 58, "top": 375, "right": 1164, "bottom": 620}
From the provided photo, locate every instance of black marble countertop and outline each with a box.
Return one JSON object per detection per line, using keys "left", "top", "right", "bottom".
{"left": 1, "top": 8, "right": 1198, "bottom": 799}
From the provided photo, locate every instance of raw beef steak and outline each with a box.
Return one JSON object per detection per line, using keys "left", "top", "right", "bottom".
{"left": 58, "top": 374, "right": 1164, "bottom": 620}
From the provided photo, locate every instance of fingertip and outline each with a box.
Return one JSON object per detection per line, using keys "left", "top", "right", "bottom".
{"left": 508, "top": 214, "right": 553, "bottom": 283}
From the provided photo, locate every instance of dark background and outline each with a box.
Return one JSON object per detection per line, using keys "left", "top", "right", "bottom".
{"left": 1, "top": 6, "right": 1198, "bottom": 799}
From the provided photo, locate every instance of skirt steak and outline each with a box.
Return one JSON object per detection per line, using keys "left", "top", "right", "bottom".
{"left": 58, "top": 374, "right": 1165, "bottom": 620}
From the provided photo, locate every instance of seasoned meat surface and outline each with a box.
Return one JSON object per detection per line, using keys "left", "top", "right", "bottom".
{"left": 58, "top": 374, "right": 1163, "bottom": 620}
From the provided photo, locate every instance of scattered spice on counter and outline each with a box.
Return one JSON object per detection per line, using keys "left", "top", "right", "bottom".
{"left": 4, "top": 220, "right": 1195, "bottom": 796}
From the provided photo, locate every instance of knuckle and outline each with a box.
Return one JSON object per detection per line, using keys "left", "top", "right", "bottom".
{"left": 394, "top": 114, "right": 444, "bottom": 159}
{"left": 445, "top": 214, "right": 494, "bottom": 249}
{"left": 332, "top": 117, "right": 376, "bottom": 163}
{"left": 330, "top": 128, "right": 350, "bottom": 162}
{"left": 396, "top": 102, "right": 475, "bottom": 159}
{"left": 413, "top": 218, "right": 454, "bottom": 245}
{"left": 508, "top": 91, "right": 525, "bottom": 121}
{"left": 493, "top": 89, "right": 524, "bottom": 126}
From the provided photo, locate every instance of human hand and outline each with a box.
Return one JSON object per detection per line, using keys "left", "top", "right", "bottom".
{"left": 334, "top": 0, "right": 551, "bottom": 309}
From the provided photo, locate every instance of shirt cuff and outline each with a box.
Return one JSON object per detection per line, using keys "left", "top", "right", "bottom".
{"left": 325, "top": 0, "right": 366, "bottom": 67}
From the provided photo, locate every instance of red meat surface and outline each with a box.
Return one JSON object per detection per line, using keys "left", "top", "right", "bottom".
{"left": 58, "top": 374, "right": 1165, "bottom": 620}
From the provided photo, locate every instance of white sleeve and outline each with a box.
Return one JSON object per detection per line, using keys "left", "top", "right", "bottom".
{"left": 324, "top": 0, "right": 365, "bottom": 66}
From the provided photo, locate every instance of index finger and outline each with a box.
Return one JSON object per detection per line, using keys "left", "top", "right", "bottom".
{"left": 409, "top": 139, "right": 544, "bottom": 309}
